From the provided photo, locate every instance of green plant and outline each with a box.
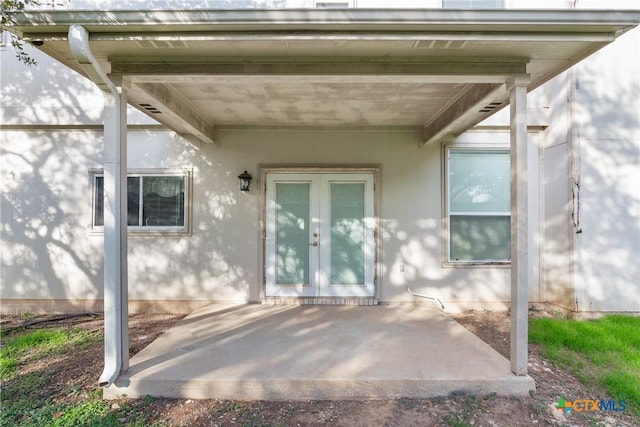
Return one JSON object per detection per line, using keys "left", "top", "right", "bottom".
{"left": 0, "top": 328, "right": 98, "bottom": 379}
{"left": 530, "top": 315, "right": 640, "bottom": 415}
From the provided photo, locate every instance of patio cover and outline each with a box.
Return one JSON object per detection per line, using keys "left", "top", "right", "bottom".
{"left": 4, "top": 8, "right": 639, "bottom": 390}
{"left": 6, "top": 9, "right": 638, "bottom": 144}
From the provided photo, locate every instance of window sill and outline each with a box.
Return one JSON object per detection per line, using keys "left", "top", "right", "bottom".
{"left": 443, "top": 260, "right": 511, "bottom": 268}
{"left": 89, "top": 228, "right": 191, "bottom": 237}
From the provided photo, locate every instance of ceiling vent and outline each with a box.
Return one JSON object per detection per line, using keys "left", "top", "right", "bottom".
{"left": 479, "top": 102, "right": 503, "bottom": 113}
{"left": 139, "top": 103, "right": 162, "bottom": 114}
{"left": 414, "top": 40, "right": 468, "bottom": 49}
{"left": 135, "top": 40, "right": 190, "bottom": 49}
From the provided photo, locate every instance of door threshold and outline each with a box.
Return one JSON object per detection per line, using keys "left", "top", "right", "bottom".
{"left": 263, "top": 297, "right": 379, "bottom": 306}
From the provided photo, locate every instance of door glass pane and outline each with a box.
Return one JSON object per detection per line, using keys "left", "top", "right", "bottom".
{"left": 450, "top": 215, "right": 511, "bottom": 261}
{"left": 276, "top": 183, "right": 310, "bottom": 285}
{"left": 330, "top": 183, "right": 365, "bottom": 285}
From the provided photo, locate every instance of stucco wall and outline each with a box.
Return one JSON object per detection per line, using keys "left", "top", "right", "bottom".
{"left": 2, "top": 0, "right": 638, "bottom": 313}
{"left": 537, "top": 19, "right": 640, "bottom": 313}
{"left": 571, "top": 26, "right": 640, "bottom": 312}
{"left": 1, "top": 130, "right": 103, "bottom": 305}
{"left": 2, "top": 126, "right": 521, "bottom": 310}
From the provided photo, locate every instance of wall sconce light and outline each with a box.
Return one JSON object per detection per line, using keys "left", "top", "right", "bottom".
{"left": 238, "top": 170, "right": 253, "bottom": 192}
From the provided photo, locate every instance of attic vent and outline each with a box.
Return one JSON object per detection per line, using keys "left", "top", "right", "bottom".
{"left": 414, "top": 40, "right": 468, "bottom": 49}
{"left": 479, "top": 102, "right": 503, "bottom": 113}
{"left": 135, "top": 40, "right": 189, "bottom": 49}
{"left": 139, "top": 103, "right": 162, "bottom": 114}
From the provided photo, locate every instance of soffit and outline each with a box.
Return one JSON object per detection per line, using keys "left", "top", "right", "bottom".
{"left": 6, "top": 8, "right": 639, "bottom": 143}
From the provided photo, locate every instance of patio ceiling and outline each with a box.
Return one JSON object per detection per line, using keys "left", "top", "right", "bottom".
{"left": 6, "top": 8, "right": 639, "bottom": 144}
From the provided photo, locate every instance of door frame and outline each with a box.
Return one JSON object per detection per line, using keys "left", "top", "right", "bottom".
{"left": 259, "top": 166, "right": 380, "bottom": 300}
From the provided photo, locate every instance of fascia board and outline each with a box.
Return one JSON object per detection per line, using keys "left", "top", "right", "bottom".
{"left": 4, "top": 9, "right": 639, "bottom": 39}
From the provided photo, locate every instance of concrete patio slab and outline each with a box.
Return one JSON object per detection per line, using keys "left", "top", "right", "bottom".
{"left": 104, "top": 304, "right": 534, "bottom": 400}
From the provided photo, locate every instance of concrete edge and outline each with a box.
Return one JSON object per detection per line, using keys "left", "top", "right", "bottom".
{"left": 104, "top": 375, "right": 535, "bottom": 401}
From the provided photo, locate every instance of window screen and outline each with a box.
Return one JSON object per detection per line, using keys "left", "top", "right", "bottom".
{"left": 93, "top": 171, "right": 188, "bottom": 232}
{"left": 448, "top": 150, "right": 510, "bottom": 262}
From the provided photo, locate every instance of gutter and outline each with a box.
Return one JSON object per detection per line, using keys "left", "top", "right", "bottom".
{"left": 68, "top": 25, "right": 117, "bottom": 94}
{"left": 68, "top": 24, "right": 125, "bottom": 387}
{"left": 6, "top": 9, "right": 640, "bottom": 31}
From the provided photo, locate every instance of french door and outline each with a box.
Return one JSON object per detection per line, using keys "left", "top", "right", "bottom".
{"left": 265, "top": 173, "right": 375, "bottom": 297}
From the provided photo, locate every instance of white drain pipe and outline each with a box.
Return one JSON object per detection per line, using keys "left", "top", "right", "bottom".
{"left": 407, "top": 286, "right": 446, "bottom": 310}
{"left": 68, "top": 24, "right": 128, "bottom": 387}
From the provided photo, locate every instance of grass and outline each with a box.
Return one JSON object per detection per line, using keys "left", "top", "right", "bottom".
{"left": 529, "top": 315, "right": 640, "bottom": 415}
{"left": 0, "top": 328, "right": 97, "bottom": 378}
{"left": 0, "top": 327, "right": 147, "bottom": 427}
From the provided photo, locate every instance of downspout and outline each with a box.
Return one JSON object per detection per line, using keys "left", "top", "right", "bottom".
{"left": 68, "top": 24, "right": 127, "bottom": 387}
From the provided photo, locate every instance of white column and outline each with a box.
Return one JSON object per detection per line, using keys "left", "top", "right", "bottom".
{"left": 100, "top": 87, "right": 129, "bottom": 383}
{"left": 508, "top": 75, "right": 530, "bottom": 376}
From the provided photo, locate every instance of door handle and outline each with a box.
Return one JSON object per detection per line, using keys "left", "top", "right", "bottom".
{"left": 310, "top": 242, "right": 318, "bottom": 246}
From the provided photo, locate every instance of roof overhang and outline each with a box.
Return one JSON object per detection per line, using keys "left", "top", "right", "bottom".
{"left": 4, "top": 8, "right": 639, "bottom": 144}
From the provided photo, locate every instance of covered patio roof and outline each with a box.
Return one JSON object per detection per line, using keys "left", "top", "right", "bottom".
{"left": 6, "top": 8, "right": 639, "bottom": 144}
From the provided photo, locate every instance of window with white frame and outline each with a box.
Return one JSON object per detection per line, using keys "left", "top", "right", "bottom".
{"left": 442, "top": 0, "right": 505, "bottom": 8}
{"left": 447, "top": 149, "right": 510, "bottom": 262}
{"left": 92, "top": 170, "right": 190, "bottom": 233}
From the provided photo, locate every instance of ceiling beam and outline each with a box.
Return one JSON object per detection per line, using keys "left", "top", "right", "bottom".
{"left": 422, "top": 83, "right": 506, "bottom": 146}
{"left": 111, "top": 60, "right": 528, "bottom": 80}
{"left": 125, "top": 81, "right": 217, "bottom": 146}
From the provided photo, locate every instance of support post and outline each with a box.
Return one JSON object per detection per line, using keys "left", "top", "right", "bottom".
{"left": 99, "top": 87, "right": 129, "bottom": 384}
{"left": 508, "top": 75, "right": 530, "bottom": 376}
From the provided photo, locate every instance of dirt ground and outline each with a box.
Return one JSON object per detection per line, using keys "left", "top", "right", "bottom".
{"left": 1, "top": 309, "right": 637, "bottom": 426}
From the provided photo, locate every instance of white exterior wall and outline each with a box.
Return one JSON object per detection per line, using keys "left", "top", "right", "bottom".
{"left": 1, "top": 40, "right": 514, "bottom": 309}
{"left": 535, "top": 0, "right": 640, "bottom": 313}
{"left": 539, "top": 71, "right": 575, "bottom": 311}
{"left": 1, "top": 124, "right": 515, "bottom": 309}
{"left": 571, "top": 26, "right": 640, "bottom": 312}
{"left": 2, "top": 0, "right": 639, "bottom": 313}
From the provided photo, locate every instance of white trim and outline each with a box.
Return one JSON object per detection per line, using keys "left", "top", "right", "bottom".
{"left": 265, "top": 174, "right": 319, "bottom": 298}
{"left": 8, "top": 9, "right": 639, "bottom": 31}
{"left": 320, "top": 174, "right": 375, "bottom": 297}
{"left": 265, "top": 172, "right": 375, "bottom": 298}
{"left": 262, "top": 167, "right": 379, "bottom": 299}
{"left": 89, "top": 168, "right": 192, "bottom": 236}
{"left": 444, "top": 146, "right": 511, "bottom": 265}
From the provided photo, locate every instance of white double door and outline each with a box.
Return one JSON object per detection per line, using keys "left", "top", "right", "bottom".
{"left": 265, "top": 173, "right": 375, "bottom": 297}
